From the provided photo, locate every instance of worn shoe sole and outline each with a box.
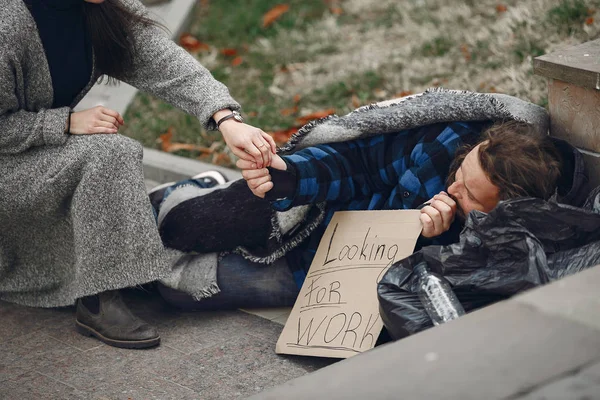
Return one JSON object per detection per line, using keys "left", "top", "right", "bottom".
{"left": 75, "top": 320, "right": 161, "bottom": 349}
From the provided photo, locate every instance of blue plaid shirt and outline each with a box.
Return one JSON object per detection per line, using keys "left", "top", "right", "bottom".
{"left": 272, "top": 121, "right": 487, "bottom": 287}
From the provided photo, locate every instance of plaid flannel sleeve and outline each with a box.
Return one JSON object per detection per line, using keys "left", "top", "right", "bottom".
{"left": 271, "top": 136, "right": 392, "bottom": 211}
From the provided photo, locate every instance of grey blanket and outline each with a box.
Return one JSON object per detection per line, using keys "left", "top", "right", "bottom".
{"left": 159, "top": 88, "right": 549, "bottom": 300}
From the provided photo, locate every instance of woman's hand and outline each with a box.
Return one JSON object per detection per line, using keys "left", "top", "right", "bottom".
{"left": 419, "top": 191, "right": 457, "bottom": 238}
{"left": 69, "top": 106, "right": 124, "bottom": 135}
{"left": 217, "top": 113, "right": 276, "bottom": 168}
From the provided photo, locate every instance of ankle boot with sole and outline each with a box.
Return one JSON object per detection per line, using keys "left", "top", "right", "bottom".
{"left": 75, "top": 290, "right": 160, "bottom": 349}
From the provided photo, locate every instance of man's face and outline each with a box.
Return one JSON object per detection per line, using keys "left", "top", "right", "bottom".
{"left": 447, "top": 143, "right": 500, "bottom": 220}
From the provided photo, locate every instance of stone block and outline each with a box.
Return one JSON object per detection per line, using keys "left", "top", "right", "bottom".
{"left": 249, "top": 301, "right": 600, "bottom": 400}
{"left": 534, "top": 39, "right": 600, "bottom": 90}
{"left": 548, "top": 79, "right": 600, "bottom": 153}
{"left": 514, "top": 265, "right": 600, "bottom": 332}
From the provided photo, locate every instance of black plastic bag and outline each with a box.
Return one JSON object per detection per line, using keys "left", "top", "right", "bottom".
{"left": 378, "top": 187, "right": 600, "bottom": 340}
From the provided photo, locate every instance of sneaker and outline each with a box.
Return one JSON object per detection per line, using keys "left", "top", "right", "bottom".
{"left": 148, "top": 170, "right": 229, "bottom": 214}
{"left": 190, "top": 170, "right": 228, "bottom": 186}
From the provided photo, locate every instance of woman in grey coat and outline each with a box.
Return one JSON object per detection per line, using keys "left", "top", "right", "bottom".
{"left": 0, "top": 0, "right": 275, "bottom": 349}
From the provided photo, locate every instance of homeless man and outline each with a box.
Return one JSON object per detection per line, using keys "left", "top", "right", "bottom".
{"left": 154, "top": 89, "right": 585, "bottom": 310}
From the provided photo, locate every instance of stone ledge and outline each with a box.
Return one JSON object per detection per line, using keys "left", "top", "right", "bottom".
{"left": 143, "top": 147, "right": 241, "bottom": 184}
{"left": 534, "top": 39, "right": 600, "bottom": 90}
{"left": 250, "top": 266, "right": 600, "bottom": 400}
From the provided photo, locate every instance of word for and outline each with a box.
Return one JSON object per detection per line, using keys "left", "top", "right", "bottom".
{"left": 304, "top": 276, "right": 342, "bottom": 307}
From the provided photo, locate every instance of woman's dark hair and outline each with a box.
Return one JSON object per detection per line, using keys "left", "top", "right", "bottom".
{"left": 448, "top": 120, "right": 562, "bottom": 201}
{"left": 83, "top": 0, "right": 166, "bottom": 82}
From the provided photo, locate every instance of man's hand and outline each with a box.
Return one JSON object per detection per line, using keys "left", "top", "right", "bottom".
{"left": 419, "top": 191, "right": 457, "bottom": 238}
{"left": 237, "top": 154, "right": 286, "bottom": 198}
{"left": 69, "top": 106, "right": 124, "bottom": 135}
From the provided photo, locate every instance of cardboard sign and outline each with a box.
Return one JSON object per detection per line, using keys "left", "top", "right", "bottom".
{"left": 276, "top": 210, "right": 422, "bottom": 359}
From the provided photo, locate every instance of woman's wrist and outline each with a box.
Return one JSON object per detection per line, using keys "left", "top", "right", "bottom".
{"left": 65, "top": 111, "right": 73, "bottom": 134}
{"left": 212, "top": 109, "right": 233, "bottom": 127}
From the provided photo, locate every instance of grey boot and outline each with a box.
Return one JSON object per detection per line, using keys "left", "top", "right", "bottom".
{"left": 75, "top": 290, "right": 160, "bottom": 349}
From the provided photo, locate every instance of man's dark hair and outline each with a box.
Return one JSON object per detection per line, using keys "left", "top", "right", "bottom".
{"left": 448, "top": 120, "right": 562, "bottom": 201}
{"left": 83, "top": 0, "right": 166, "bottom": 82}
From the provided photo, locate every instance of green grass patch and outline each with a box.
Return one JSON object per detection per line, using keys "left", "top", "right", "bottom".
{"left": 189, "top": 0, "right": 330, "bottom": 47}
{"left": 302, "top": 70, "right": 384, "bottom": 114}
{"left": 548, "top": 0, "right": 589, "bottom": 25}
{"left": 513, "top": 38, "right": 546, "bottom": 63}
{"left": 420, "top": 36, "right": 453, "bottom": 57}
{"left": 547, "top": 0, "right": 590, "bottom": 33}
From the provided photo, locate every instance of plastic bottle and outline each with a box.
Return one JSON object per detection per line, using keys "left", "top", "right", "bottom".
{"left": 414, "top": 261, "right": 465, "bottom": 325}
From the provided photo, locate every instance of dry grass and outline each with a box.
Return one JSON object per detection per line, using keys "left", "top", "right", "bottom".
{"left": 121, "top": 0, "right": 600, "bottom": 166}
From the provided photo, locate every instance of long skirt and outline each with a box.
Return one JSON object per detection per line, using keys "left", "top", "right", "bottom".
{"left": 0, "top": 134, "right": 172, "bottom": 307}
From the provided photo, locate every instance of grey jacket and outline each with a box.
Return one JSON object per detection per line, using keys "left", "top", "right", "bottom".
{"left": 0, "top": 0, "right": 240, "bottom": 307}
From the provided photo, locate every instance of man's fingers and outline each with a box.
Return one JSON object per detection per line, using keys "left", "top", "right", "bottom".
{"left": 236, "top": 159, "right": 257, "bottom": 170}
{"left": 431, "top": 199, "right": 453, "bottom": 230}
{"left": 419, "top": 213, "right": 434, "bottom": 238}
{"left": 254, "top": 181, "right": 273, "bottom": 197}
{"left": 242, "top": 168, "right": 269, "bottom": 180}
{"left": 433, "top": 192, "right": 457, "bottom": 209}
{"left": 247, "top": 174, "right": 271, "bottom": 189}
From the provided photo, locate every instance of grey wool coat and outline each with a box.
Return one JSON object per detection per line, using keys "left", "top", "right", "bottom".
{"left": 0, "top": 0, "right": 240, "bottom": 307}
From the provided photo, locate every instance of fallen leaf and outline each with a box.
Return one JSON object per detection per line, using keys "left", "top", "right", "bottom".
{"left": 212, "top": 152, "right": 231, "bottom": 166}
{"left": 247, "top": 111, "right": 258, "bottom": 117}
{"left": 280, "top": 105, "right": 299, "bottom": 116}
{"left": 179, "top": 33, "right": 210, "bottom": 52}
{"left": 220, "top": 48, "right": 238, "bottom": 56}
{"left": 293, "top": 94, "right": 302, "bottom": 103}
{"left": 231, "top": 56, "right": 244, "bottom": 67}
{"left": 588, "top": 8, "right": 596, "bottom": 16}
{"left": 157, "top": 127, "right": 213, "bottom": 154}
{"left": 395, "top": 90, "right": 414, "bottom": 98}
{"left": 158, "top": 127, "right": 174, "bottom": 152}
{"left": 263, "top": 4, "right": 290, "bottom": 28}
{"left": 460, "top": 44, "right": 471, "bottom": 61}
{"left": 496, "top": 4, "right": 507, "bottom": 13}
{"left": 295, "top": 109, "right": 335, "bottom": 125}
{"left": 351, "top": 94, "right": 361, "bottom": 108}
{"left": 271, "top": 127, "right": 298, "bottom": 144}
{"left": 330, "top": 6, "right": 343, "bottom": 15}
{"left": 585, "top": 16, "right": 594, "bottom": 25}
